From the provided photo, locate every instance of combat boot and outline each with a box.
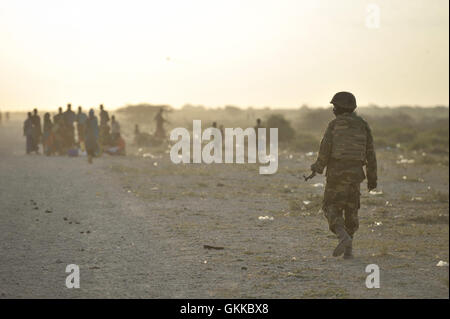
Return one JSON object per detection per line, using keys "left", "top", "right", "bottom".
{"left": 333, "top": 225, "right": 352, "bottom": 257}
{"left": 343, "top": 240, "right": 353, "bottom": 259}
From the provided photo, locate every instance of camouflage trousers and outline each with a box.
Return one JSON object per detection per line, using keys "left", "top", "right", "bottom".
{"left": 322, "top": 181, "right": 361, "bottom": 237}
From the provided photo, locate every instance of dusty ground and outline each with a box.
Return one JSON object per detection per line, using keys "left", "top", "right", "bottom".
{"left": 0, "top": 117, "right": 448, "bottom": 298}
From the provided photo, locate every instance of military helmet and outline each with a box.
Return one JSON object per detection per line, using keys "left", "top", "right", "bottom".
{"left": 330, "top": 92, "right": 357, "bottom": 110}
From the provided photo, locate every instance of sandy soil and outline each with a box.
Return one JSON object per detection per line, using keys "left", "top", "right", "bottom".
{"left": 0, "top": 118, "right": 448, "bottom": 298}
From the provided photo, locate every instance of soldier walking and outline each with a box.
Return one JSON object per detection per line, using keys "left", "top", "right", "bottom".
{"left": 310, "top": 92, "right": 377, "bottom": 259}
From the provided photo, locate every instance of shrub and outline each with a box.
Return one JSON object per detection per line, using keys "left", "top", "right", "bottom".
{"left": 265, "top": 114, "right": 295, "bottom": 142}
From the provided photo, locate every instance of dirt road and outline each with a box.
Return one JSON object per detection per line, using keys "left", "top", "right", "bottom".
{"left": 0, "top": 118, "right": 448, "bottom": 298}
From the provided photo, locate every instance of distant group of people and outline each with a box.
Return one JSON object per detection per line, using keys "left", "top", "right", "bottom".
{"left": 133, "top": 107, "right": 170, "bottom": 146}
{"left": 0, "top": 111, "right": 10, "bottom": 125}
{"left": 23, "top": 104, "right": 126, "bottom": 163}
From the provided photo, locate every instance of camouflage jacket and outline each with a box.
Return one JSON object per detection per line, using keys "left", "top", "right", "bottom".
{"left": 311, "top": 112, "right": 377, "bottom": 184}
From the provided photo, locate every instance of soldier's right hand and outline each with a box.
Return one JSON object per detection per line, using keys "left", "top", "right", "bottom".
{"left": 310, "top": 163, "right": 321, "bottom": 174}
{"left": 368, "top": 180, "right": 377, "bottom": 191}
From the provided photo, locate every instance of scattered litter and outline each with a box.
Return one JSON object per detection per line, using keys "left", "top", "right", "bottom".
{"left": 153, "top": 162, "right": 158, "bottom": 167}
{"left": 203, "top": 245, "right": 224, "bottom": 250}
{"left": 402, "top": 176, "right": 408, "bottom": 180}
{"left": 369, "top": 190, "right": 383, "bottom": 196}
{"left": 411, "top": 197, "right": 423, "bottom": 202}
{"left": 258, "top": 216, "right": 274, "bottom": 221}
{"left": 151, "top": 187, "right": 159, "bottom": 191}
{"left": 374, "top": 221, "right": 383, "bottom": 226}
{"left": 313, "top": 183, "right": 324, "bottom": 188}
{"left": 305, "top": 152, "right": 315, "bottom": 157}
{"left": 302, "top": 200, "right": 311, "bottom": 205}
{"left": 288, "top": 154, "right": 293, "bottom": 159}
{"left": 291, "top": 257, "right": 297, "bottom": 261}
{"left": 396, "top": 158, "right": 415, "bottom": 164}
{"left": 142, "top": 153, "right": 156, "bottom": 158}
{"left": 127, "top": 190, "right": 132, "bottom": 193}
{"left": 203, "top": 260, "right": 208, "bottom": 264}
{"left": 436, "top": 261, "right": 449, "bottom": 267}
{"left": 385, "top": 201, "right": 393, "bottom": 207}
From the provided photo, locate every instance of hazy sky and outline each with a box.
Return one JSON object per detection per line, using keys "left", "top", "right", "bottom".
{"left": 0, "top": 0, "right": 448, "bottom": 110}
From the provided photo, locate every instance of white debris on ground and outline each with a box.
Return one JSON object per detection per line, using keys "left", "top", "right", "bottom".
{"left": 396, "top": 155, "right": 415, "bottom": 164}
{"left": 436, "top": 261, "right": 449, "bottom": 267}
{"left": 258, "top": 216, "right": 274, "bottom": 221}
{"left": 369, "top": 190, "right": 383, "bottom": 196}
{"left": 302, "top": 200, "right": 311, "bottom": 205}
{"left": 411, "top": 197, "right": 423, "bottom": 201}
{"left": 313, "top": 183, "right": 324, "bottom": 188}
{"left": 305, "top": 152, "right": 315, "bottom": 157}
{"left": 374, "top": 221, "right": 383, "bottom": 226}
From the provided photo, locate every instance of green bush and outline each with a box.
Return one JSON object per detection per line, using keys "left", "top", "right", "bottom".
{"left": 265, "top": 114, "right": 295, "bottom": 142}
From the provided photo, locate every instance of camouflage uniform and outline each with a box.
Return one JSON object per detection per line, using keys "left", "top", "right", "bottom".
{"left": 311, "top": 112, "right": 377, "bottom": 238}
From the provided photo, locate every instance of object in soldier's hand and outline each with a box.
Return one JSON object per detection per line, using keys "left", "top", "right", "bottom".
{"left": 303, "top": 171, "right": 316, "bottom": 181}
